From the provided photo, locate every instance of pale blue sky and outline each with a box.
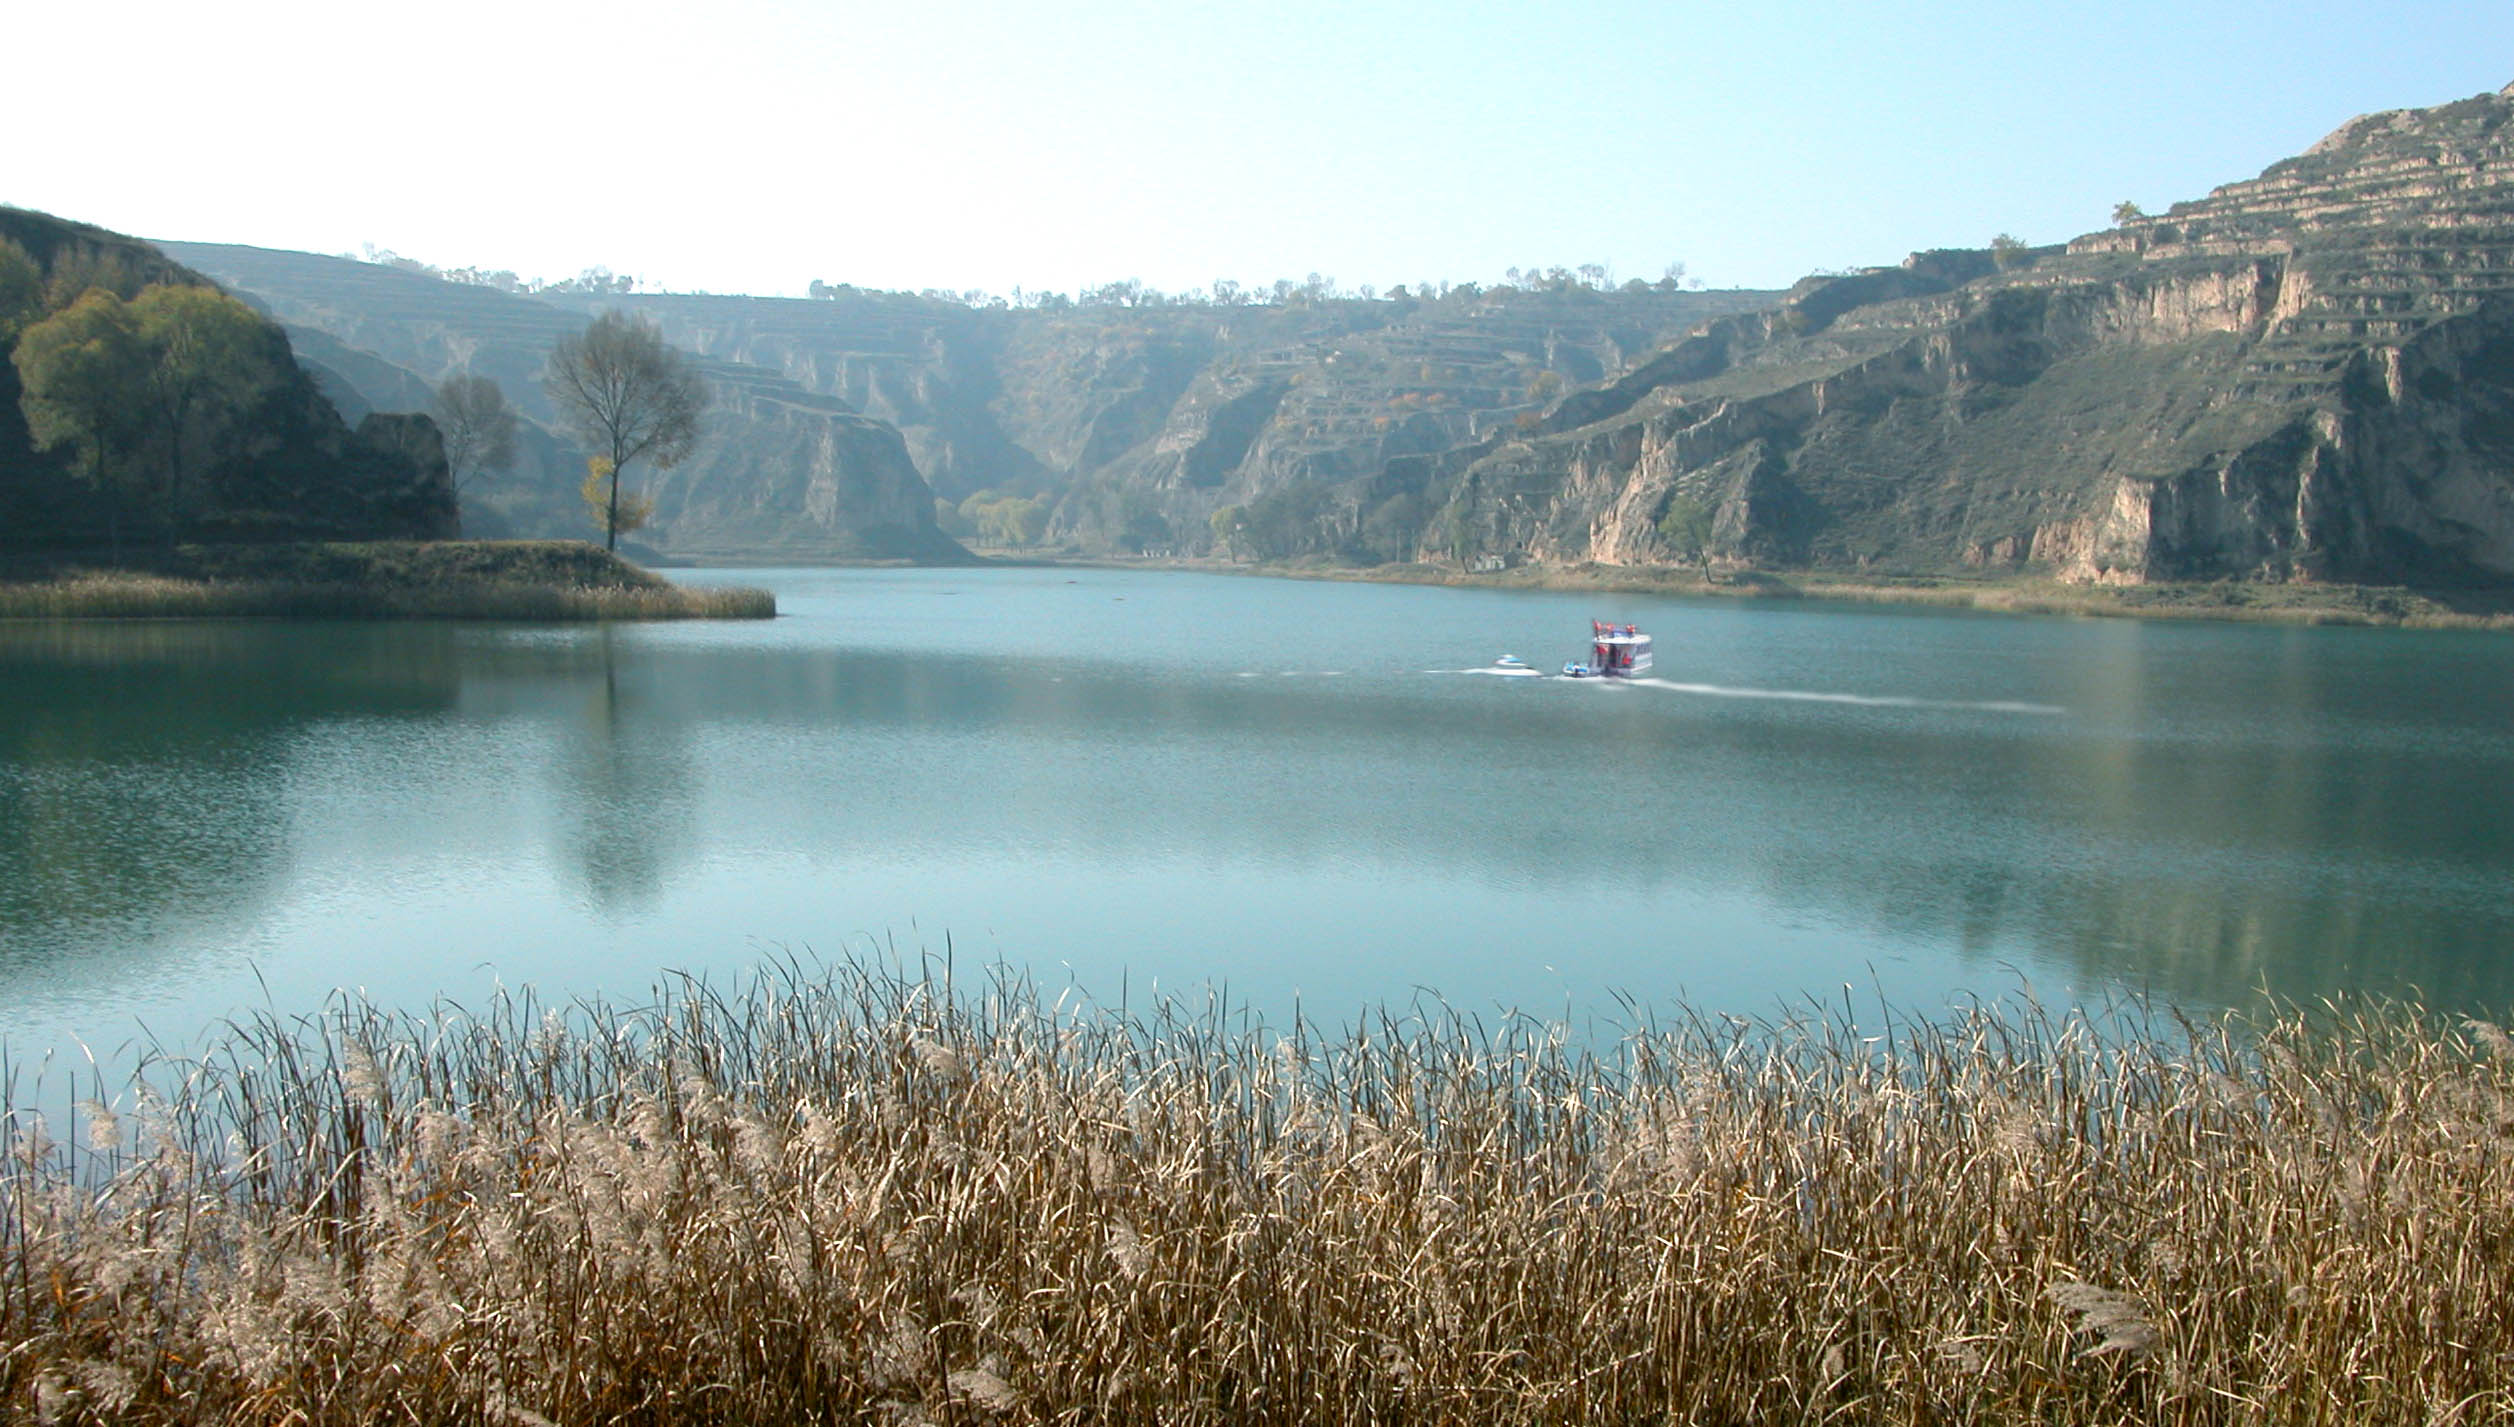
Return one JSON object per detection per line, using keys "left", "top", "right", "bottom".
{"left": 10, "top": 1, "right": 2511, "bottom": 298}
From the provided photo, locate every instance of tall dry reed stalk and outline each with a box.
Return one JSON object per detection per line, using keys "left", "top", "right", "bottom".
{"left": 4, "top": 961, "right": 2508, "bottom": 1424}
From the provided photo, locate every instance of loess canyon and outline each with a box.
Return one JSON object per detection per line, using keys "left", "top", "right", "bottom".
{"left": 159, "top": 80, "right": 2514, "bottom": 586}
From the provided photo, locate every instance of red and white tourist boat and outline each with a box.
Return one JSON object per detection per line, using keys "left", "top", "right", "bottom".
{"left": 1562, "top": 620, "right": 1652, "bottom": 678}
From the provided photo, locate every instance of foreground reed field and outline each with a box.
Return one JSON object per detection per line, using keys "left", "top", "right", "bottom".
{"left": 5, "top": 965, "right": 2509, "bottom": 1424}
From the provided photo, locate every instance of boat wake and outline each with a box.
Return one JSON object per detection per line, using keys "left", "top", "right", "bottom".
{"left": 1437, "top": 667, "right": 2062, "bottom": 713}
{"left": 1621, "top": 677, "right": 2065, "bottom": 716}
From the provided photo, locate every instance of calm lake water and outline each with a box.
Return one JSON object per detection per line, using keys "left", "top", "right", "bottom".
{"left": 5, "top": 567, "right": 2513, "bottom": 1074}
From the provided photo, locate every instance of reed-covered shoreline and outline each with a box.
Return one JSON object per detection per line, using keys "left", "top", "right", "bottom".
{"left": 1052, "top": 553, "right": 2514, "bottom": 631}
{"left": 5, "top": 964, "right": 2509, "bottom": 1424}
{"left": 0, "top": 541, "right": 774, "bottom": 621}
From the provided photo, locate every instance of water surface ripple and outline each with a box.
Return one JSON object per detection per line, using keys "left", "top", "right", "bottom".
{"left": 5, "top": 566, "right": 2511, "bottom": 1072}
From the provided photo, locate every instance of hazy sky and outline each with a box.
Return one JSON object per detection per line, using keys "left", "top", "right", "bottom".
{"left": 11, "top": 1, "right": 2512, "bottom": 299}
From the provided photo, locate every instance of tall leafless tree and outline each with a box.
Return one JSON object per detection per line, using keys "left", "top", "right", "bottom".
{"left": 543, "top": 313, "right": 705, "bottom": 551}
{"left": 430, "top": 372, "right": 518, "bottom": 518}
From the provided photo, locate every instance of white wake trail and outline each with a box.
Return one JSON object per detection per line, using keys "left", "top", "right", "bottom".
{"left": 1621, "top": 677, "right": 2065, "bottom": 716}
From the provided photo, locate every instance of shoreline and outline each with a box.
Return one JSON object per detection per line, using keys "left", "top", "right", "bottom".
{"left": 0, "top": 540, "right": 774, "bottom": 621}
{"left": 995, "top": 552, "right": 2514, "bottom": 631}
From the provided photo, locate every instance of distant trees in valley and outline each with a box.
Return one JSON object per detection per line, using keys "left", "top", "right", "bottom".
{"left": 798, "top": 259, "right": 1705, "bottom": 314}
{"left": 955, "top": 490, "right": 1050, "bottom": 547}
{"left": 544, "top": 313, "right": 707, "bottom": 552}
{"left": 360, "top": 245, "right": 642, "bottom": 297}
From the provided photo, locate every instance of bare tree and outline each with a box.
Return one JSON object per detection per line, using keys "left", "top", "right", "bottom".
{"left": 431, "top": 371, "right": 518, "bottom": 512}
{"left": 543, "top": 312, "right": 706, "bottom": 551}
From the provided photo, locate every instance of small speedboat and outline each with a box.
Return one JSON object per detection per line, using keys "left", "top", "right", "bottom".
{"left": 1494, "top": 654, "right": 1530, "bottom": 669}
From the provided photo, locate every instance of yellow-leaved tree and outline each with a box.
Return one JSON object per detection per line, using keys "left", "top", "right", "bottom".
{"left": 579, "top": 457, "right": 653, "bottom": 544}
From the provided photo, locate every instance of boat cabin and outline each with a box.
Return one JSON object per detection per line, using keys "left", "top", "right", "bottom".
{"left": 1566, "top": 620, "right": 1653, "bottom": 678}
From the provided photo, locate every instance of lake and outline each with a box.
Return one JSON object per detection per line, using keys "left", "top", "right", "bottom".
{"left": 4, "top": 566, "right": 2512, "bottom": 1077}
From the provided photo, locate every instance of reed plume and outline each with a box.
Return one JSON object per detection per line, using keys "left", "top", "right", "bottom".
{"left": 3, "top": 961, "right": 2508, "bottom": 1424}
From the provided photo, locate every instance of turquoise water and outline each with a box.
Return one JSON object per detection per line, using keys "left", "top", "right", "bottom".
{"left": 4, "top": 567, "right": 2512, "bottom": 1073}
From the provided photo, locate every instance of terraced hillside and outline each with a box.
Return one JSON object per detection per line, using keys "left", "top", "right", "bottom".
{"left": 161, "top": 244, "right": 966, "bottom": 562}
{"left": 566, "top": 282, "right": 1773, "bottom": 556}
{"left": 1427, "top": 83, "right": 2514, "bottom": 585}
{"left": 169, "top": 85, "right": 2514, "bottom": 585}
{"left": 159, "top": 242, "right": 1772, "bottom": 559}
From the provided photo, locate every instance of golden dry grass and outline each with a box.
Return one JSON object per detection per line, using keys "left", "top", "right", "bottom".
{"left": 0, "top": 571, "right": 773, "bottom": 621}
{"left": 4, "top": 963, "right": 2509, "bottom": 1424}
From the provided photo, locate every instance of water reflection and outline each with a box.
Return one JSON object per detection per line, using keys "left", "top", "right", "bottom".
{"left": 2, "top": 576, "right": 2511, "bottom": 1066}
{"left": 0, "top": 622, "right": 438, "bottom": 986}
{"left": 552, "top": 628, "right": 697, "bottom": 915}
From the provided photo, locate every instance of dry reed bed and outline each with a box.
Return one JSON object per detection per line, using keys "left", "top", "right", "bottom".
{"left": 0, "top": 573, "right": 774, "bottom": 621}
{"left": 4, "top": 965, "right": 2510, "bottom": 1424}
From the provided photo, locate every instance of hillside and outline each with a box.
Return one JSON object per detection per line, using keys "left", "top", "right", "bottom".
{"left": 1424, "top": 83, "right": 2514, "bottom": 585}
{"left": 0, "top": 208, "right": 456, "bottom": 552}
{"left": 156, "top": 82, "right": 2514, "bottom": 588}
{"left": 162, "top": 243, "right": 1770, "bottom": 562}
{"left": 157, "top": 244, "right": 968, "bottom": 562}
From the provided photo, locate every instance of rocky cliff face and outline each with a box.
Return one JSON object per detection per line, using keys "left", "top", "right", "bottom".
{"left": 574, "top": 283, "right": 1772, "bottom": 558}
{"left": 643, "top": 376, "right": 967, "bottom": 561}
{"left": 1431, "top": 83, "right": 2514, "bottom": 585}
{"left": 158, "top": 244, "right": 968, "bottom": 563}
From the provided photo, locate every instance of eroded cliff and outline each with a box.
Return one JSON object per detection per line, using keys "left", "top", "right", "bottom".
{"left": 1432, "top": 83, "right": 2514, "bottom": 585}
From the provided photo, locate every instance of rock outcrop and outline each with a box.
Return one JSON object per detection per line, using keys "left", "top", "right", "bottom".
{"left": 1428, "top": 83, "right": 2514, "bottom": 585}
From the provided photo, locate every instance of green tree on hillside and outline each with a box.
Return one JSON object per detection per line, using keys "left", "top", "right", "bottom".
{"left": 12, "top": 289, "right": 150, "bottom": 558}
{"left": 1356, "top": 491, "right": 1426, "bottom": 564}
{"left": 0, "top": 238, "right": 41, "bottom": 342}
{"left": 129, "top": 284, "right": 285, "bottom": 546}
{"left": 15, "top": 283, "right": 284, "bottom": 554}
{"left": 545, "top": 313, "right": 706, "bottom": 551}
{"left": 39, "top": 248, "right": 143, "bottom": 312}
{"left": 1208, "top": 505, "right": 1249, "bottom": 558}
{"left": 1656, "top": 493, "right": 1713, "bottom": 566}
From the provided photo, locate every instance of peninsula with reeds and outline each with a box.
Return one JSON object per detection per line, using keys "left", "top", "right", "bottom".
{"left": 0, "top": 540, "right": 773, "bottom": 620}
